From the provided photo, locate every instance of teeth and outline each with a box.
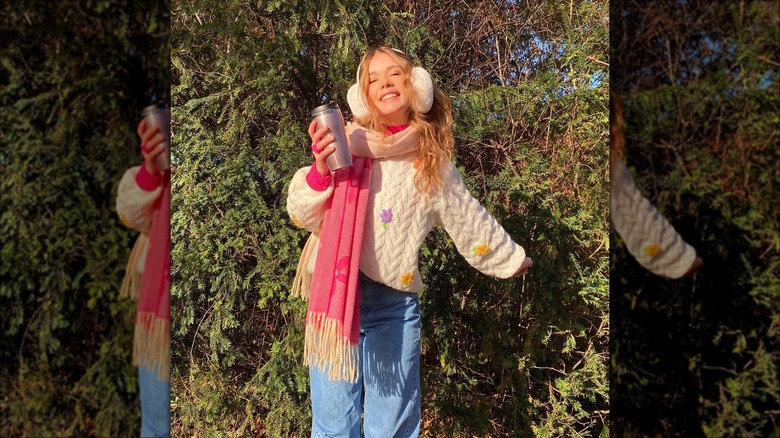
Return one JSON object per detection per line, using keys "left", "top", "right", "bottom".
{"left": 381, "top": 93, "right": 398, "bottom": 101}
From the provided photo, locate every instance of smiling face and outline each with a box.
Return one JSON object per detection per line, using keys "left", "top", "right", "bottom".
{"left": 364, "top": 51, "right": 412, "bottom": 126}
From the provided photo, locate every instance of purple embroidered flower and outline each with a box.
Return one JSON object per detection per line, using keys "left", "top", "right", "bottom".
{"left": 380, "top": 208, "right": 393, "bottom": 229}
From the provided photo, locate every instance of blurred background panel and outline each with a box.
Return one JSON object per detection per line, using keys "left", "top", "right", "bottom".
{"left": 610, "top": 0, "right": 779, "bottom": 436}
{"left": 170, "top": 0, "right": 608, "bottom": 436}
{"left": 1, "top": 1, "right": 169, "bottom": 436}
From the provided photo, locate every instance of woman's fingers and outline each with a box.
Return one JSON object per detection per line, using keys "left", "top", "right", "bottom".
{"left": 145, "top": 132, "right": 165, "bottom": 150}
{"left": 313, "top": 145, "right": 335, "bottom": 176}
{"left": 309, "top": 120, "right": 336, "bottom": 175}
{"left": 137, "top": 119, "right": 148, "bottom": 138}
{"left": 318, "top": 133, "right": 335, "bottom": 149}
{"left": 142, "top": 140, "right": 166, "bottom": 175}
{"left": 140, "top": 125, "right": 160, "bottom": 146}
{"left": 311, "top": 125, "right": 332, "bottom": 147}
{"left": 308, "top": 119, "right": 318, "bottom": 138}
{"left": 143, "top": 140, "right": 166, "bottom": 160}
{"left": 313, "top": 144, "right": 336, "bottom": 164}
{"left": 513, "top": 256, "right": 533, "bottom": 277}
{"left": 683, "top": 256, "right": 704, "bottom": 278}
{"left": 137, "top": 119, "right": 165, "bottom": 155}
{"left": 136, "top": 118, "right": 165, "bottom": 175}
{"left": 315, "top": 145, "right": 336, "bottom": 159}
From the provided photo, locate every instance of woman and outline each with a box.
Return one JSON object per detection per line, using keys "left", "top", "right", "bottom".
{"left": 116, "top": 118, "right": 171, "bottom": 437}
{"left": 287, "top": 47, "right": 532, "bottom": 437}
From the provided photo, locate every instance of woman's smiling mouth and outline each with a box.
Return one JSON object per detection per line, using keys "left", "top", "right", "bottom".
{"left": 379, "top": 91, "right": 400, "bottom": 102}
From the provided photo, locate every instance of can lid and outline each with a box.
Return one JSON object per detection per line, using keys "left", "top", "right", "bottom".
{"left": 141, "top": 104, "right": 163, "bottom": 117}
{"left": 311, "top": 102, "right": 339, "bottom": 118}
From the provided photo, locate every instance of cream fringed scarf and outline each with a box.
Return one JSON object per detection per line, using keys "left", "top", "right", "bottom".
{"left": 121, "top": 233, "right": 149, "bottom": 300}
{"left": 291, "top": 122, "right": 419, "bottom": 382}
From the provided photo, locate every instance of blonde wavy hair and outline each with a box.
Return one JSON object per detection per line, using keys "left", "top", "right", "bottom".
{"left": 353, "top": 47, "right": 454, "bottom": 193}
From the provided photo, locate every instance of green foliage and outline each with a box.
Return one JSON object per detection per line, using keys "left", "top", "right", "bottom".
{"left": 171, "top": 0, "right": 608, "bottom": 435}
{"left": 1, "top": 1, "right": 169, "bottom": 435}
{"left": 611, "top": 1, "right": 779, "bottom": 435}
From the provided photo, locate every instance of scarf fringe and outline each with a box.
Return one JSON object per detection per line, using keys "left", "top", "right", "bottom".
{"left": 304, "top": 312, "right": 359, "bottom": 383}
{"left": 291, "top": 233, "right": 319, "bottom": 300}
{"left": 120, "top": 233, "right": 149, "bottom": 300}
{"left": 133, "top": 311, "right": 170, "bottom": 381}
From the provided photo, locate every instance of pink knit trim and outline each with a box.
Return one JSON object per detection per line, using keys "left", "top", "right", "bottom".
{"left": 386, "top": 124, "right": 409, "bottom": 135}
{"left": 136, "top": 165, "right": 161, "bottom": 192}
{"left": 306, "top": 163, "right": 332, "bottom": 191}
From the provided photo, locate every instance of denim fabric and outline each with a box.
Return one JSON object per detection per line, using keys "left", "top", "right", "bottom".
{"left": 310, "top": 274, "right": 422, "bottom": 438}
{"left": 138, "top": 364, "right": 170, "bottom": 437}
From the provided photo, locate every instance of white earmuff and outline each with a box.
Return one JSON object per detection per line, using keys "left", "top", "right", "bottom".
{"left": 347, "top": 49, "right": 435, "bottom": 118}
{"left": 347, "top": 83, "right": 371, "bottom": 119}
{"left": 410, "top": 67, "right": 434, "bottom": 114}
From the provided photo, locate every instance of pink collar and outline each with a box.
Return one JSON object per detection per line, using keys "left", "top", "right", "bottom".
{"left": 385, "top": 124, "right": 409, "bottom": 135}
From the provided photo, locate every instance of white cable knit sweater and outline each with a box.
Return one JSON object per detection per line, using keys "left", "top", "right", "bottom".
{"left": 287, "top": 153, "right": 526, "bottom": 293}
{"left": 116, "top": 165, "right": 163, "bottom": 274}
{"left": 116, "top": 165, "right": 162, "bottom": 234}
{"left": 611, "top": 159, "right": 697, "bottom": 278}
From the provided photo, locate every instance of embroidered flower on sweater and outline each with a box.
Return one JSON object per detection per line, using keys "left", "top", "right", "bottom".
{"left": 380, "top": 208, "right": 393, "bottom": 229}
{"left": 643, "top": 243, "right": 661, "bottom": 257}
{"left": 400, "top": 272, "right": 414, "bottom": 287}
{"left": 471, "top": 243, "right": 490, "bottom": 256}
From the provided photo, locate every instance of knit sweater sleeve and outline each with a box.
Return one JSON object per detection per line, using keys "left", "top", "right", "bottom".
{"left": 286, "top": 164, "right": 335, "bottom": 232}
{"left": 433, "top": 161, "right": 526, "bottom": 278}
{"left": 116, "top": 165, "right": 163, "bottom": 234}
{"left": 610, "top": 159, "right": 697, "bottom": 279}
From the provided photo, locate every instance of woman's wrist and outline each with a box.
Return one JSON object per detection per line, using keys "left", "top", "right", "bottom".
{"left": 315, "top": 160, "right": 331, "bottom": 176}
{"left": 306, "top": 163, "right": 332, "bottom": 191}
{"left": 682, "top": 256, "right": 703, "bottom": 278}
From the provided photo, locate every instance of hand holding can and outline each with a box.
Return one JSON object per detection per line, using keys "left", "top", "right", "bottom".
{"left": 308, "top": 120, "right": 337, "bottom": 176}
{"left": 141, "top": 105, "right": 171, "bottom": 172}
{"left": 310, "top": 103, "right": 352, "bottom": 173}
{"left": 137, "top": 118, "right": 167, "bottom": 176}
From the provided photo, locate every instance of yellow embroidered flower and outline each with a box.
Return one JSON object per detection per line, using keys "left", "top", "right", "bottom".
{"left": 291, "top": 215, "right": 303, "bottom": 228}
{"left": 400, "top": 272, "right": 414, "bottom": 287}
{"left": 643, "top": 243, "right": 661, "bottom": 257}
{"left": 471, "top": 243, "right": 490, "bottom": 256}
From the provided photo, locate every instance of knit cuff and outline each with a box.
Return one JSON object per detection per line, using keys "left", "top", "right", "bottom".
{"left": 306, "top": 163, "right": 331, "bottom": 191}
{"left": 136, "top": 164, "right": 162, "bottom": 192}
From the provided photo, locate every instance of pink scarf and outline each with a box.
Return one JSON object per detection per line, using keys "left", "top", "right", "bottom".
{"left": 304, "top": 157, "right": 372, "bottom": 382}
{"left": 301, "top": 123, "right": 418, "bottom": 382}
{"left": 134, "top": 170, "right": 170, "bottom": 380}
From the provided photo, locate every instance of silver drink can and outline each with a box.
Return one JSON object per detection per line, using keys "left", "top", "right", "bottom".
{"left": 311, "top": 103, "right": 352, "bottom": 172}
{"left": 141, "top": 104, "right": 171, "bottom": 172}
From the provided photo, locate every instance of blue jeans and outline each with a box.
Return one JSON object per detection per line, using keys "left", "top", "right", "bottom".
{"left": 138, "top": 364, "right": 170, "bottom": 437}
{"left": 310, "top": 274, "right": 422, "bottom": 438}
